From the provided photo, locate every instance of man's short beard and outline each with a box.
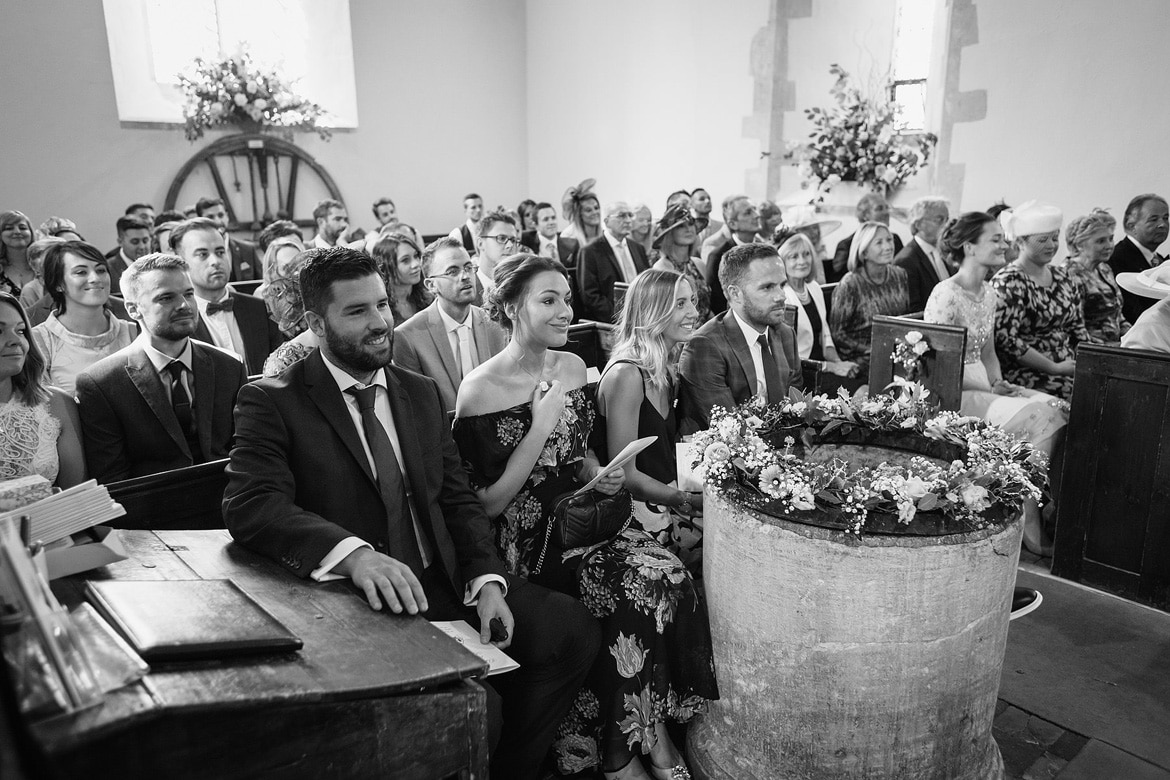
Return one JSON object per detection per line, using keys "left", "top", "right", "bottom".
{"left": 324, "top": 326, "right": 392, "bottom": 373}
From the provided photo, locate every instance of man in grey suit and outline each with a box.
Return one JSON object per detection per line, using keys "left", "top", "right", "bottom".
{"left": 679, "top": 243, "right": 802, "bottom": 434}
{"left": 75, "top": 254, "right": 248, "bottom": 482}
{"left": 394, "top": 238, "right": 507, "bottom": 412}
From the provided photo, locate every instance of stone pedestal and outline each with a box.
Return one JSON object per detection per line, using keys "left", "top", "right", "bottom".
{"left": 689, "top": 492, "right": 1018, "bottom": 780}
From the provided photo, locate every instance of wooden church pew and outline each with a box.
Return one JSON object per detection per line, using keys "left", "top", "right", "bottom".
{"left": 105, "top": 459, "right": 230, "bottom": 531}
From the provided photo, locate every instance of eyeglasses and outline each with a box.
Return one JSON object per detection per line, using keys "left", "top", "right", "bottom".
{"left": 610, "top": 211, "right": 635, "bottom": 220}
{"left": 427, "top": 263, "right": 479, "bottom": 280}
{"left": 484, "top": 235, "right": 520, "bottom": 248}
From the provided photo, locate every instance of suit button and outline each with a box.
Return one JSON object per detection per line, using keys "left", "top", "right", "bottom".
{"left": 375, "top": 540, "right": 386, "bottom": 550}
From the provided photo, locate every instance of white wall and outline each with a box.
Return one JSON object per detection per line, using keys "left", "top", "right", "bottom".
{"left": 524, "top": 0, "right": 769, "bottom": 217}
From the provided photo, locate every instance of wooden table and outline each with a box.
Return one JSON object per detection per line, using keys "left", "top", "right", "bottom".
{"left": 33, "top": 530, "right": 489, "bottom": 779}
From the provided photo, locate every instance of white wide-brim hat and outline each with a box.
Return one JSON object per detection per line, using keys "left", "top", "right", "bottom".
{"left": 1117, "top": 261, "right": 1170, "bottom": 300}
{"left": 1000, "top": 200, "right": 1062, "bottom": 241}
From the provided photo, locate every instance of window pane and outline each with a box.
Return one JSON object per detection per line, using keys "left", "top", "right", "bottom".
{"left": 893, "top": 82, "right": 927, "bottom": 133}
{"left": 893, "top": 0, "right": 936, "bottom": 79}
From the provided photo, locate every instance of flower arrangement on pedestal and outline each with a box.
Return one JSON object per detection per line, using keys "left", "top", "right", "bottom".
{"left": 691, "top": 383, "right": 1046, "bottom": 535}
{"left": 785, "top": 64, "right": 937, "bottom": 199}
{"left": 177, "top": 49, "right": 330, "bottom": 142}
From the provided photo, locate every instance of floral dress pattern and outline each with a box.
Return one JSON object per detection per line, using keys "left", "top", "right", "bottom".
{"left": 1060, "top": 257, "right": 1127, "bottom": 344}
{"left": 991, "top": 264, "right": 1090, "bottom": 399}
{"left": 453, "top": 387, "right": 718, "bottom": 775}
{"left": 828, "top": 265, "right": 910, "bottom": 367}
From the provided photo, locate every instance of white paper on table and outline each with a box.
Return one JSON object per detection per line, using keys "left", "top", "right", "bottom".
{"left": 676, "top": 442, "right": 704, "bottom": 493}
{"left": 431, "top": 620, "right": 520, "bottom": 676}
{"left": 574, "top": 436, "right": 658, "bottom": 495}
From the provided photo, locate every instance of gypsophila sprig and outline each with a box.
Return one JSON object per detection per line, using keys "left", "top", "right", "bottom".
{"left": 784, "top": 64, "right": 936, "bottom": 199}
{"left": 177, "top": 48, "right": 331, "bottom": 143}
{"left": 692, "top": 384, "right": 1046, "bottom": 536}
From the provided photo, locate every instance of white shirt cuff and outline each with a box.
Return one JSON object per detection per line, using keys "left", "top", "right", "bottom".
{"left": 463, "top": 574, "right": 508, "bottom": 606}
{"left": 311, "top": 537, "right": 372, "bottom": 581}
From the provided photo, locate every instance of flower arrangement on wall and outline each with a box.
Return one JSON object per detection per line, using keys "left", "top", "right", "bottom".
{"left": 785, "top": 64, "right": 937, "bottom": 199}
{"left": 177, "top": 49, "right": 330, "bottom": 142}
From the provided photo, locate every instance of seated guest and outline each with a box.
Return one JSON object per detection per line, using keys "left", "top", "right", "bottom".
{"left": 829, "top": 193, "right": 904, "bottom": 283}
{"left": 103, "top": 215, "right": 153, "bottom": 295}
{"left": 630, "top": 202, "right": 654, "bottom": 256}
{"left": 597, "top": 269, "right": 705, "bottom": 559}
{"left": 1108, "top": 193, "right": 1168, "bottom": 324}
{"left": 453, "top": 254, "right": 714, "bottom": 779}
{"left": 31, "top": 241, "right": 136, "bottom": 395}
{"left": 759, "top": 199, "right": 784, "bottom": 240}
{"left": 520, "top": 201, "right": 579, "bottom": 267}
{"left": 261, "top": 259, "right": 320, "bottom": 378}
{"left": 171, "top": 218, "right": 285, "bottom": 375}
{"left": 473, "top": 210, "right": 522, "bottom": 305}
{"left": 255, "top": 232, "right": 305, "bottom": 300}
{"left": 257, "top": 219, "right": 303, "bottom": 255}
{"left": 224, "top": 248, "right": 599, "bottom": 780}
{"left": 371, "top": 234, "right": 431, "bottom": 326}
{"left": 150, "top": 211, "right": 186, "bottom": 254}
{"left": 0, "top": 293, "right": 85, "bottom": 487}
{"left": 20, "top": 237, "right": 63, "bottom": 311}
{"left": 776, "top": 205, "right": 840, "bottom": 285}
{"left": 691, "top": 187, "right": 721, "bottom": 246}
{"left": 926, "top": 212, "right": 1068, "bottom": 556}
{"left": 309, "top": 198, "right": 350, "bottom": 250}
{"left": 75, "top": 254, "right": 248, "bottom": 482}
{"left": 560, "top": 179, "right": 603, "bottom": 246}
{"left": 371, "top": 196, "right": 399, "bottom": 231}
{"left": 393, "top": 238, "right": 506, "bottom": 412}
{"left": 778, "top": 232, "right": 859, "bottom": 382}
{"left": 124, "top": 203, "right": 155, "bottom": 227}
{"left": 1119, "top": 263, "right": 1170, "bottom": 353}
{"left": 578, "top": 201, "right": 649, "bottom": 323}
{"left": 652, "top": 202, "right": 712, "bottom": 323}
{"left": 448, "top": 193, "right": 485, "bottom": 254}
{"left": 895, "top": 196, "right": 952, "bottom": 313}
{"left": 700, "top": 194, "right": 737, "bottom": 265}
{"left": 516, "top": 198, "right": 538, "bottom": 233}
{"left": 38, "top": 216, "right": 83, "bottom": 242}
{"left": 25, "top": 240, "right": 135, "bottom": 328}
{"left": 680, "top": 243, "right": 802, "bottom": 433}
{"left": 1060, "top": 209, "right": 1126, "bottom": 344}
{"left": 1, "top": 211, "right": 37, "bottom": 297}
{"left": 193, "top": 197, "right": 260, "bottom": 281}
{"left": 992, "top": 202, "right": 1089, "bottom": 400}
{"left": 828, "top": 222, "right": 910, "bottom": 372}
{"left": 705, "top": 196, "right": 761, "bottom": 314}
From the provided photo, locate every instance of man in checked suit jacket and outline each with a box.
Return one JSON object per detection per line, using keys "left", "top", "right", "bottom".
{"left": 223, "top": 248, "right": 598, "bottom": 780}
{"left": 578, "top": 201, "right": 649, "bottom": 322}
{"left": 1109, "top": 193, "right": 1169, "bottom": 323}
{"left": 75, "top": 254, "right": 248, "bottom": 482}
{"left": 680, "top": 243, "right": 802, "bottom": 434}
{"left": 393, "top": 238, "right": 507, "bottom": 412}
{"left": 170, "top": 218, "right": 285, "bottom": 375}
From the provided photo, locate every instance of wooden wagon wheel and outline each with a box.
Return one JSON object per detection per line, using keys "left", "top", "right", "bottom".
{"left": 164, "top": 133, "right": 343, "bottom": 235}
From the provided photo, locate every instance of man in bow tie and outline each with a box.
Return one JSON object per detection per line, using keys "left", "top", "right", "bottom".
{"left": 171, "top": 218, "right": 285, "bottom": 375}
{"left": 1109, "top": 193, "right": 1169, "bottom": 323}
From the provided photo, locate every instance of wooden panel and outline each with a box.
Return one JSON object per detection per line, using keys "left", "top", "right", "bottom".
{"left": 868, "top": 315, "right": 966, "bottom": 411}
{"left": 106, "top": 460, "right": 230, "bottom": 531}
{"left": 1052, "top": 345, "right": 1170, "bottom": 609}
{"left": 565, "top": 322, "right": 603, "bottom": 368}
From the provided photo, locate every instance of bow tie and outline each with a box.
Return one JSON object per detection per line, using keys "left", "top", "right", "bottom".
{"left": 205, "top": 297, "right": 234, "bottom": 315}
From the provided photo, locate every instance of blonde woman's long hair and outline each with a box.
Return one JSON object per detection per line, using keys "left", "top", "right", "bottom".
{"left": 608, "top": 269, "right": 689, "bottom": 390}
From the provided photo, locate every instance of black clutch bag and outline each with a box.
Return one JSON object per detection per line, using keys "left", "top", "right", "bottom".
{"left": 533, "top": 489, "right": 632, "bottom": 574}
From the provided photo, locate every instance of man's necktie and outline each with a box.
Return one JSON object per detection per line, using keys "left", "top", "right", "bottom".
{"left": 615, "top": 241, "right": 637, "bottom": 282}
{"left": 346, "top": 385, "right": 427, "bottom": 576}
{"left": 165, "top": 360, "right": 202, "bottom": 461}
{"left": 455, "top": 324, "right": 475, "bottom": 379}
{"left": 205, "top": 297, "right": 234, "bottom": 315}
{"left": 545, "top": 240, "right": 558, "bottom": 262}
{"left": 757, "top": 333, "right": 784, "bottom": 405}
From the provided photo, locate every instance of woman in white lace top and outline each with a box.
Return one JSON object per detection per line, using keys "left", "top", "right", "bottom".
{"left": 0, "top": 293, "right": 85, "bottom": 487}
{"left": 924, "top": 213, "right": 1067, "bottom": 556}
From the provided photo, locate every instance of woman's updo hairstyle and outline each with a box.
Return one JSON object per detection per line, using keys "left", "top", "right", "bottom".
{"left": 938, "top": 211, "right": 996, "bottom": 265}
{"left": 487, "top": 253, "right": 567, "bottom": 332}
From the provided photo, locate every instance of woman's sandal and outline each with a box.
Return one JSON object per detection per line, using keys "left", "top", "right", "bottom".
{"left": 649, "top": 762, "right": 691, "bottom": 780}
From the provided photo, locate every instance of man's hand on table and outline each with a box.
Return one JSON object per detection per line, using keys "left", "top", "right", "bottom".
{"left": 476, "top": 582, "right": 514, "bottom": 650}
{"left": 337, "top": 547, "right": 429, "bottom": 614}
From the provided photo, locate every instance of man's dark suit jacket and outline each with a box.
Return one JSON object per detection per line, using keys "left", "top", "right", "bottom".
{"left": 894, "top": 238, "right": 944, "bottom": 314}
{"left": 103, "top": 248, "right": 131, "bottom": 296}
{"left": 193, "top": 290, "right": 286, "bottom": 376}
{"left": 578, "top": 235, "right": 649, "bottom": 323}
{"left": 75, "top": 339, "right": 248, "bottom": 482}
{"left": 222, "top": 350, "right": 506, "bottom": 597}
{"left": 678, "top": 311, "right": 802, "bottom": 434}
{"left": 829, "top": 232, "right": 904, "bottom": 284}
{"left": 1109, "top": 236, "right": 1161, "bottom": 323}
{"left": 227, "top": 237, "right": 260, "bottom": 282}
{"left": 705, "top": 238, "right": 738, "bottom": 315}
{"left": 520, "top": 231, "right": 580, "bottom": 268}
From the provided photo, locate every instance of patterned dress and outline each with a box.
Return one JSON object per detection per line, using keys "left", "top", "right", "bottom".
{"left": 0, "top": 398, "right": 61, "bottom": 484}
{"left": 828, "top": 265, "right": 911, "bottom": 368}
{"left": 990, "top": 264, "right": 1089, "bottom": 399}
{"left": 453, "top": 387, "right": 718, "bottom": 775}
{"left": 1060, "top": 257, "right": 1127, "bottom": 344}
{"left": 652, "top": 252, "right": 712, "bottom": 324}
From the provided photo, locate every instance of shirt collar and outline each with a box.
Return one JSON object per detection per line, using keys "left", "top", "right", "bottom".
{"left": 193, "top": 290, "right": 230, "bottom": 314}
{"left": 730, "top": 309, "right": 767, "bottom": 343}
{"left": 138, "top": 331, "right": 193, "bottom": 374}
{"left": 320, "top": 350, "right": 388, "bottom": 395}
{"left": 436, "top": 301, "right": 470, "bottom": 332}
{"left": 540, "top": 234, "right": 557, "bottom": 249}
{"left": 1128, "top": 234, "right": 1157, "bottom": 263}
{"left": 604, "top": 229, "right": 628, "bottom": 250}
{"left": 915, "top": 235, "right": 937, "bottom": 254}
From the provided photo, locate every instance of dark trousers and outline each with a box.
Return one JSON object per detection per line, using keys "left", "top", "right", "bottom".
{"left": 421, "top": 566, "right": 600, "bottom": 780}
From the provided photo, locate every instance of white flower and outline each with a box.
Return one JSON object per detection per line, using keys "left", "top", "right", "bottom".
{"left": 960, "top": 484, "right": 991, "bottom": 511}
{"left": 788, "top": 402, "right": 807, "bottom": 415}
{"left": 232, "top": 92, "right": 248, "bottom": 107}
{"left": 759, "top": 465, "right": 784, "bottom": 498}
{"left": 791, "top": 488, "right": 816, "bottom": 511}
{"left": 897, "top": 499, "right": 916, "bottom": 523}
{"left": 704, "top": 443, "right": 731, "bottom": 463}
{"left": 745, "top": 415, "right": 764, "bottom": 430}
{"left": 861, "top": 401, "right": 883, "bottom": 415}
{"left": 913, "top": 341, "right": 929, "bottom": 355}
{"left": 717, "top": 417, "right": 739, "bottom": 439}
{"left": 253, "top": 98, "right": 268, "bottom": 110}
{"left": 209, "top": 101, "right": 224, "bottom": 116}
{"left": 902, "top": 476, "right": 930, "bottom": 499}
{"left": 900, "top": 416, "right": 917, "bottom": 428}
{"left": 245, "top": 79, "right": 258, "bottom": 94}
{"left": 904, "top": 331, "right": 923, "bottom": 345}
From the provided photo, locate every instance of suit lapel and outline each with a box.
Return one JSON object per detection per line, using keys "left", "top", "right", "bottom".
{"left": 471, "top": 308, "right": 498, "bottom": 363}
{"left": 384, "top": 370, "right": 429, "bottom": 515}
{"left": 192, "top": 311, "right": 213, "bottom": 344}
{"left": 598, "top": 240, "right": 623, "bottom": 280}
{"left": 630, "top": 242, "right": 650, "bottom": 273}
{"left": 425, "top": 304, "right": 461, "bottom": 388}
{"left": 190, "top": 343, "right": 216, "bottom": 455}
{"left": 916, "top": 242, "right": 940, "bottom": 286}
{"left": 125, "top": 347, "right": 190, "bottom": 457}
{"left": 303, "top": 351, "right": 377, "bottom": 487}
{"left": 720, "top": 313, "right": 757, "bottom": 390}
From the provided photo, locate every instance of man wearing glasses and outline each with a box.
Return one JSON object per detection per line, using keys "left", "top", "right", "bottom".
{"left": 472, "top": 210, "right": 521, "bottom": 305}
{"left": 394, "top": 237, "right": 507, "bottom": 412}
{"left": 578, "top": 201, "right": 650, "bottom": 322}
